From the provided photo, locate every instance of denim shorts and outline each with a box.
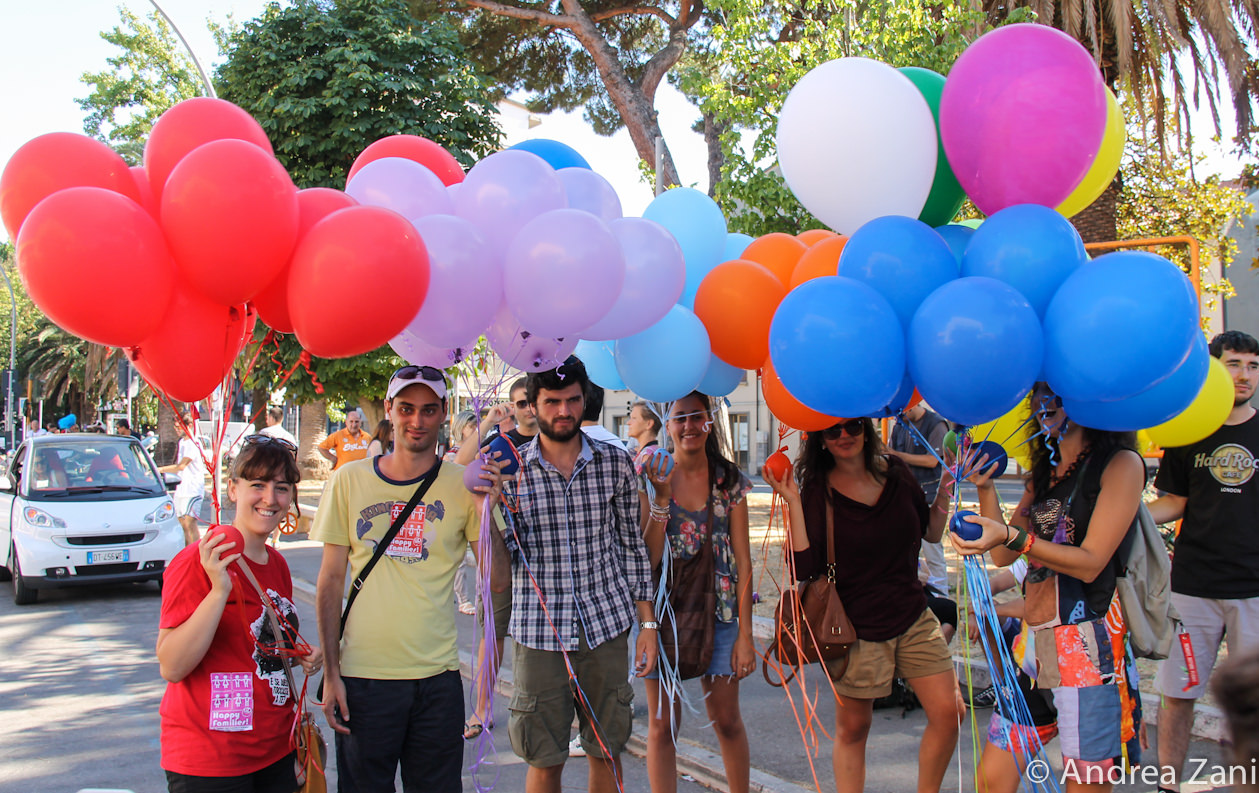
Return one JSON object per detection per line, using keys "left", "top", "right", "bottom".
{"left": 647, "top": 619, "right": 739, "bottom": 679}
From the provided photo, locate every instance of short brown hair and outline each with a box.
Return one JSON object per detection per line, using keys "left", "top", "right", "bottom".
{"left": 231, "top": 440, "right": 300, "bottom": 484}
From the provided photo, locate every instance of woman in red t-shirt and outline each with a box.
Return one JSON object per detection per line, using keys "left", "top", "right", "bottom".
{"left": 157, "top": 437, "right": 322, "bottom": 793}
{"left": 764, "top": 418, "right": 965, "bottom": 793}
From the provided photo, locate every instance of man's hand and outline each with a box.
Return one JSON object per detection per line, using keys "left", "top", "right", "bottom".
{"left": 321, "top": 674, "right": 352, "bottom": 735}
{"left": 634, "top": 628, "right": 659, "bottom": 678}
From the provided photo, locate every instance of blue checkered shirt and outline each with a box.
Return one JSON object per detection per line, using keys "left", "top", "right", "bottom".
{"left": 502, "top": 434, "right": 652, "bottom": 651}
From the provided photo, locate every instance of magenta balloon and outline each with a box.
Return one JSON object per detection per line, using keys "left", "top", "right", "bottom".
{"left": 388, "top": 328, "right": 476, "bottom": 369}
{"left": 486, "top": 303, "right": 579, "bottom": 373}
{"left": 453, "top": 149, "right": 567, "bottom": 258}
{"left": 558, "top": 167, "right": 622, "bottom": 221}
{"left": 345, "top": 157, "right": 453, "bottom": 221}
{"left": 406, "top": 214, "right": 502, "bottom": 347}
{"left": 580, "top": 217, "right": 686, "bottom": 341}
{"left": 503, "top": 209, "right": 624, "bottom": 338}
{"left": 939, "top": 24, "right": 1107, "bottom": 215}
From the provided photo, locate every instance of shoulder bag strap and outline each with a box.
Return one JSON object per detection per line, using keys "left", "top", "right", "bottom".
{"left": 824, "top": 489, "right": 837, "bottom": 584}
{"left": 235, "top": 558, "right": 303, "bottom": 704}
{"left": 340, "top": 459, "right": 442, "bottom": 637}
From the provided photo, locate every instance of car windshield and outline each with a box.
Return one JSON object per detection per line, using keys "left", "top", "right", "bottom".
{"left": 24, "top": 439, "right": 165, "bottom": 500}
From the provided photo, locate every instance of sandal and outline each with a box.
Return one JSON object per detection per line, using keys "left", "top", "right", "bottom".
{"left": 463, "top": 719, "right": 485, "bottom": 740}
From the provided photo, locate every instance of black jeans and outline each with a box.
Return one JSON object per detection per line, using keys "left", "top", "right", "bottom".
{"left": 335, "top": 671, "right": 463, "bottom": 793}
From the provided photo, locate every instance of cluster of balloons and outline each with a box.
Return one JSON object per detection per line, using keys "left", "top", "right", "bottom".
{"left": 3, "top": 97, "right": 431, "bottom": 402}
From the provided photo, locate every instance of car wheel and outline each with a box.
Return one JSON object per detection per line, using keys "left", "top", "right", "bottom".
{"left": 11, "top": 546, "right": 36, "bottom": 605}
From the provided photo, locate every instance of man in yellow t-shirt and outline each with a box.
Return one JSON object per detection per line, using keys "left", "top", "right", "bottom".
{"left": 318, "top": 409, "right": 372, "bottom": 470}
{"left": 313, "top": 366, "right": 509, "bottom": 792}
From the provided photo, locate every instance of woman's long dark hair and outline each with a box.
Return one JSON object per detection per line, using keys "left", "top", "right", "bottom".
{"left": 669, "top": 392, "right": 742, "bottom": 494}
{"left": 1025, "top": 385, "right": 1137, "bottom": 500}
{"left": 794, "top": 418, "right": 888, "bottom": 493}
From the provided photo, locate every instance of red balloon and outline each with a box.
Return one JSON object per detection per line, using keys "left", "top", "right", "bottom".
{"left": 161, "top": 139, "right": 299, "bottom": 306}
{"left": 16, "top": 187, "right": 175, "bottom": 347}
{"left": 288, "top": 206, "right": 429, "bottom": 358}
{"left": 347, "top": 135, "right": 465, "bottom": 187}
{"left": 253, "top": 188, "right": 358, "bottom": 334}
{"left": 144, "top": 97, "right": 274, "bottom": 202}
{"left": 129, "top": 165, "right": 159, "bottom": 217}
{"left": 131, "top": 286, "right": 248, "bottom": 403}
{"left": 764, "top": 446, "right": 793, "bottom": 481}
{"left": 1, "top": 132, "right": 140, "bottom": 240}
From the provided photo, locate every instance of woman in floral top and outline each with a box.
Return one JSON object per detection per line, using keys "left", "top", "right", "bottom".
{"left": 639, "top": 391, "right": 755, "bottom": 793}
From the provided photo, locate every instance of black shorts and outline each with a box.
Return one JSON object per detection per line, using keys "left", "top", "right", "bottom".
{"left": 165, "top": 752, "right": 297, "bottom": 793}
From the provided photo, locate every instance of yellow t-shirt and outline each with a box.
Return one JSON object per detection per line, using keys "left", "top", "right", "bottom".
{"left": 318, "top": 428, "right": 373, "bottom": 470}
{"left": 311, "top": 457, "right": 496, "bottom": 679}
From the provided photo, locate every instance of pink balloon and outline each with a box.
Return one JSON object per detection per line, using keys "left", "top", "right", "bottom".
{"left": 940, "top": 24, "right": 1107, "bottom": 215}
{"left": 389, "top": 328, "right": 476, "bottom": 369}
{"left": 487, "top": 304, "right": 579, "bottom": 373}
{"left": 503, "top": 209, "right": 624, "bottom": 338}
{"left": 453, "top": 150, "right": 567, "bottom": 258}
{"left": 345, "top": 157, "right": 452, "bottom": 221}
{"left": 557, "top": 167, "right": 622, "bottom": 221}
{"left": 579, "top": 217, "right": 685, "bottom": 341}
{"left": 407, "top": 215, "right": 502, "bottom": 347}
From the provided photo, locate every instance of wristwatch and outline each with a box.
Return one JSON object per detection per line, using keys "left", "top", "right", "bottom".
{"left": 639, "top": 621, "right": 660, "bottom": 631}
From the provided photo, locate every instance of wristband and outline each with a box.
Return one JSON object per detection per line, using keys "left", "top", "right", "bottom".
{"left": 1004, "top": 526, "right": 1028, "bottom": 551}
{"left": 1022, "top": 532, "right": 1037, "bottom": 555}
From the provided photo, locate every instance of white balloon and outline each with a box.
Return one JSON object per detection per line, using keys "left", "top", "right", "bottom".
{"left": 776, "top": 58, "right": 937, "bottom": 235}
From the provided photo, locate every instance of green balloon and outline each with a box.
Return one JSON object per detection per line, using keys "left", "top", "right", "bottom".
{"left": 958, "top": 217, "right": 984, "bottom": 229}
{"left": 899, "top": 66, "right": 967, "bottom": 228}
{"left": 943, "top": 429, "right": 958, "bottom": 455}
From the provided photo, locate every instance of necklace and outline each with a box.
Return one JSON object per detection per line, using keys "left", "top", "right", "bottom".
{"left": 1050, "top": 444, "right": 1092, "bottom": 488}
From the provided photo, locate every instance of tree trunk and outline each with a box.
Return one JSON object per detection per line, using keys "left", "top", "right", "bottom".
{"left": 157, "top": 398, "right": 178, "bottom": 465}
{"left": 703, "top": 111, "right": 727, "bottom": 197}
{"left": 358, "top": 398, "right": 385, "bottom": 435}
{"left": 298, "top": 400, "right": 331, "bottom": 481}
{"left": 1069, "top": 175, "right": 1121, "bottom": 244}
{"left": 251, "top": 387, "right": 269, "bottom": 432}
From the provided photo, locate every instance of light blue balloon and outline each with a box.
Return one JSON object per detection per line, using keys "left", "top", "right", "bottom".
{"left": 908, "top": 276, "right": 1043, "bottom": 426}
{"left": 574, "top": 340, "right": 626, "bottom": 391}
{"left": 642, "top": 188, "right": 727, "bottom": 309}
{"left": 614, "top": 305, "right": 712, "bottom": 403}
{"left": 723, "top": 232, "right": 754, "bottom": 262}
{"left": 768, "top": 276, "right": 905, "bottom": 417}
{"left": 1044, "top": 251, "right": 1199, "bottom": 402}
{"left": 1061, "top": 333, "right": 1210, "bottom": 431}
{"left": 935, "top": 224, "right": 975, "bottom": 265}
{"left": 697, "top": 357, "right": 744, "bottom": 397}
{"left": 961, "top": 204, "right": 1088, "bottom": 319}
{"left": 838, "top": 215, "right": 958, "bottom": 329}
{"left": 507, "top": 139, "right": 591, "bottom": 170}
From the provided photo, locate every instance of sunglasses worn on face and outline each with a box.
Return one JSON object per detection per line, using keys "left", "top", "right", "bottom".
{"left": 821, "top": 420, "right": 865, "bottom": 439}
{"left": 515, "top": 400, "right": 529, "bottom": 409}
{"left": 243, "top": 434, "right": 298, "bottom": 454}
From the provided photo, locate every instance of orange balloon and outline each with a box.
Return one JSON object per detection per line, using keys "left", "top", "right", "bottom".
{"left": 906, "top": 388, "right": 923, "bottom": 410}
{"left": 694, "top": 260, "right": 786, "bottom": 369}
{"left": 741, "top": 232, "right": 808, "bottom": 286}
{"left": 789, "top": 235, "right": 848, "bottom": 290}
{"left": 762, "top": 357, "right": 840, "bottom": 431}
{"left": 797, "top": 228, "right": 837, "bottom": 246}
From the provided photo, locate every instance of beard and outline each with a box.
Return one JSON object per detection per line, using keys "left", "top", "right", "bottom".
{"left": 536, "top": 415, "right": 580, "bottom": 443}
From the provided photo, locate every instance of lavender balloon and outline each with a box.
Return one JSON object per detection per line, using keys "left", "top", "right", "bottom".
{"left": 558, "top": 168, "right": 622, "bottom": 222}
{"left": 407, "top": 215, "right": 501, "bottom": 347}
{"left": 346, "top": 157, "right": 453, "bottom": 221}
{"left": 579, "top": 217, "right": 685, "bottom": 341}
{"left": 388, "top": 328, "right": 476, "bottom": 369}
{"left": 454, "top": 149, "right": 567, "bottom": 258}
{"left": 503, "top": 209, "right": 624, "bottom": 338}
{"left": 486, "top": 304, "right": 579, "bottom": 373}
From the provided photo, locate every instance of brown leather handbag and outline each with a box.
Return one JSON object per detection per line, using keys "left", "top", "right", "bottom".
{"left": 763, "top": 492, "right": 856, "bottom": 687}
{"left": 657, "top": 493, "right": 717, "bottom": 680}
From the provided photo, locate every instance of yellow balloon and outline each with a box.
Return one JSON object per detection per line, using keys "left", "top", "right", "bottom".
{"left": 1135, "top": 429, "right": 1158, "bottom": 456}
{"left": 970, "top": 393, "right": 1036, "bottom": 470}
{"left": 1056, "top": 87, "right": 1125, "bottom": 219}
{"left": 1146, "top": 357, "right": 1234, "bottom": 447}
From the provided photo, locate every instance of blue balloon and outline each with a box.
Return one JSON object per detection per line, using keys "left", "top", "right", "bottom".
{"left": 506, "top": 139, "right": 591, "bottom": 170}
{"left": 643, "top": 188, "right": 727, "bottom": 309}
{"left": 486, "top": 434, "right": 521, "bottom": 476}
{"left": 935, "top": 224, "right": 975, "bottom": 264}
{"left": 57, "top": 413, "right": 77, "bottom": 430}
{"left": 574, "top": 340, "right": 626, "bottom": 390}
{"left": 768, "top": 276, "right": 905, "bottom": 418}
{"left": 961, "top": 204, "right": 1088, "bottom": 319}
{"left": 697, "top": 357, "right": 744, "bottom": 397}
{"left": 614, "top": 305, "right": 711, "bottom": 403}
{"left": 872, "top": 370, "right": 916, "bottom": 417}
{"left": 908, "top": 277, "right": 1043, "bottom": 426}
{"left": 838, "top": 215, "right": 958, "bottom": 329}
{"left": 950, "top": 510, "right": 983, "bottom": 541}
{"left": 723, "top": 232, "right": 753, "bottom": 262}
{"left": 1060, "top": 333, "right": 1210, "bottom": 431}
{"left": 1044, "top": 251, "right": 1199, "bottom": 402}
{"left": 964, "top": 439, "right": 1009, "bottom": 479}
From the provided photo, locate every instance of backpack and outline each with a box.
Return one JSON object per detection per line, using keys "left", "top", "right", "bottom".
{"left": 1114, "top": 502, "right": 1181, "bottom": 659}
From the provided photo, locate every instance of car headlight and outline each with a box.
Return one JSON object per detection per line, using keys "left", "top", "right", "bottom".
{"left": 145, "top": 500, "right": 176, "bottom": 524}
{"left": 23, "top": 506, "right": 66, "bottom": 529}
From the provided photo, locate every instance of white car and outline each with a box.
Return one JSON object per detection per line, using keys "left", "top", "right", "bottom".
{"left": 0, "top": 434, "right": 182, "bottom": 605}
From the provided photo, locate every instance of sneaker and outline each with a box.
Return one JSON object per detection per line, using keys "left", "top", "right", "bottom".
{"left": 568, "top": 735, "right": 586, "bottom": 757}
{"left": 966, "top": 685, "right": 997, "bottom": 708}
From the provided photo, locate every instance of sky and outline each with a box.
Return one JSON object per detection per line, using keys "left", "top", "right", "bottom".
{"left": 0, "top": 0, "right": 710, "bottom": 245}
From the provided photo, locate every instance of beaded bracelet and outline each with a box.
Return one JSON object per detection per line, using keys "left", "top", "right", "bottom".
{"left": 649, "top": 502, "right": 670, "bottom": 522}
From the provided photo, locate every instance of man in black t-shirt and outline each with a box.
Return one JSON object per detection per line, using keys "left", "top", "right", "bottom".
{"left": 1149, "top": 330, "right": 1259, "bottom": 793}
{"left": 889, "top": 403, "right": 950, "bottom": 594}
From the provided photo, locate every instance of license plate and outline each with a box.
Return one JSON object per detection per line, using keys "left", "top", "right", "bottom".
{"left": 87, "top": 550, "right": 128, "bottom": 564}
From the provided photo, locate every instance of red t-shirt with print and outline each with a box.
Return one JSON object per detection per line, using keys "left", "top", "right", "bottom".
{"left": 159, "top": 538, "right": 300, "bottom": 776}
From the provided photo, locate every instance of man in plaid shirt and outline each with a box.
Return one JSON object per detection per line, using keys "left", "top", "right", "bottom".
{"left": 501, "top": 356, "right": 658, "bottom": 792}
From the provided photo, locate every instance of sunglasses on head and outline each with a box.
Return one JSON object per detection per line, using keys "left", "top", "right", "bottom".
{"left": 392, "top": 365, "right": 445, "bottom": 383}
{"left": 242, "top": 434, "right": 298, "bottom": 454}
{"left": 821, "top": 419, "right": 865, "bottom": 439}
